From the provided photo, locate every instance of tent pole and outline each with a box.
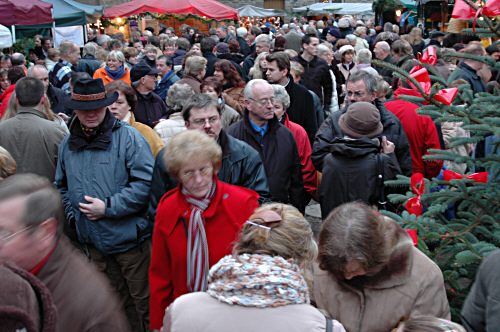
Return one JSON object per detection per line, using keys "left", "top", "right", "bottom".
{"left": 11, "top": 25, "right": 15, "bottom": 43}
{"left": 84, "top": 25, "right": 88, "bottom": 43}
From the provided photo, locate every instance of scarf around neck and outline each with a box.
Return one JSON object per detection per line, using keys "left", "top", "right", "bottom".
{"left": 207, "top": 254, "right": 310, "bottom": 308}
{"left": 181, "top": 179, "right": 217, "bottom": 292}
{"left": 105, "top": 65, "right": 126, "bottom": 80}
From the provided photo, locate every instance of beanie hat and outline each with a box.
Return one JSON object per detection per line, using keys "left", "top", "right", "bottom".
{"left": 338, "top": 45, "right": 355, "bottom": 55}
{"left": 339, "top": 102, "right": 383, "bottom": 138}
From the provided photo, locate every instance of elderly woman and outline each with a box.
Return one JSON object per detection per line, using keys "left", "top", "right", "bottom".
{"left": 149, "top": 130, "right": 259, "bottom": 330}
{"left": 93, "top": 50, "right": 131, "bottom": 85}
{"left": 154, "top": 83, "right": 195, "bottom": 145}
{"left": 201, "top": 77, "right": 240, "bottom": 128}
{"left": 314, "top": 202, "right": 450, "bottom": 332}
{"left": 272, "top": 84, "right": 318, "bottom": 201}
{"left": 162, "top": 203, "right": 346, "bottom": 332}
{"left": 105, "top": 80, "right": 164, "bottom": 157}
{"left": 213, "top": 59, "right": 246, "bottom": 115}
{"left": 176, "top": 55, "right": 207, "bottom": 93}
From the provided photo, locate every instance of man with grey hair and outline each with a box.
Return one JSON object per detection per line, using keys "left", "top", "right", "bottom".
{"left": 373, "top": 41, "right": 394, "bottom": 83}
{"left": 247, "top": 26, "right": 262, "bottom": 54}
{"left": 130, "top": 62, "right": 168, "bottom": 127}
{"left": 11, "top": 53, "right": 26, "bottom": 70}
{"left": 354, "top": 26, "right": 369, "bottom": 52}
{"left": 352, "top": 49, "right": 379, "bottom": 77}
{"left": 76, "top": 42, "right": 101, "bottom": 76}
{"left": 242, "top": 34, "right": 271, "bottom": 79}
{"left": 236, "top": 26, "right": 251, "bottom": 57}
{"left": 284, "top": 22, "right": 303, "bottom": 53}
{"left": 313, "top": 70, "right": 412, "bottom": 176}
{"left": 226, "top": 79, "right": 307, "bottom": 212}
{"left": 28, "top": 64, "right": 67, "bottom": 115}
{"left": 49, "top": 40, "right": 80, "bottom": 94}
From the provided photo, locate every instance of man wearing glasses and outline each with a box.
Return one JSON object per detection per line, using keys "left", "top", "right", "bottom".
{"left": 0, "top": 174, "right": 130, "bottom": 331}
{"left": 148, "top": 94, "right": 270, "bottom": 221}
{"left": 226, "top": 79, "right": 307, "bottom": 213}
{"left": 131, "top": 61, "right": 168, "bottom": 128}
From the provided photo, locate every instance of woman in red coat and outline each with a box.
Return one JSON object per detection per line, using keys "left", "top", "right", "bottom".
{"left": 149, "top": 130, "right": 259, "bottom": 330}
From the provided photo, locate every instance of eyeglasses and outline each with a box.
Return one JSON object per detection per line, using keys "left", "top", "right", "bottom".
{"left": 190, "top": 116, "right": 220, "bottom": 127}
{"left": 0, "top": 225, "right": 34, "bottom": 244}
{"left": 180, "top": 166, "right": 213, "bottom": 181}
{"left": 249, "top": 97, "right": 275, "bottom": 106}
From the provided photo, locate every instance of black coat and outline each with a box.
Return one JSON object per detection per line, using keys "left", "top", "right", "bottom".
{"left": 319, "top": 137, "right": 401, "bottom": 218}
{"left": 293, "top": 55, "right": 333, "bottom": 111}
{"left": 226, "top": 112, "right": 307, "bottom": 212}
{"left": 312, "top": 99, "right": 412, "bottom": 176}
{"left": 203, "top": 51, "right": 218, "bottom": 78}
{"left": 284, "top": 77, "right": 318, "bottom": 146}
{"left": 47, "top": 84, "right": 68, "bottom": 115}
{"left": 450, "top": 62, "right": 487, "bottom": 94}
{"left": 147, "top": 130, "right": 270, "bottom": 221}
{"left": 76, "top": 54, "right": 101, "bottom": 77}
{"left": 133, "top": 89, "right": 168, "bottom": 128}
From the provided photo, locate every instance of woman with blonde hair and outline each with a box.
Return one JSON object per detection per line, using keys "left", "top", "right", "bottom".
{"left": 93, "top": 50, "right": 131, "bottom": 85}
{"left": 408, "top": 27, "right": 425, "bottom": 56}
{"left": 149, "top": 130, "right": 259, "bottom": 331}
{"left": 0, "top": 146, "right": 16, "bottom": 181}
{"left": 248, "top": 51, "right": 269, "bottom": 80}
{"left": 163, "top": 203, "right": 345, "bottom": 332}
{"left": 314, "top": 202, "right": 450, "bottom": 332}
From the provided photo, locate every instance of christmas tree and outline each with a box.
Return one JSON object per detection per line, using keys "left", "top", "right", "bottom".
{"left": 374, "top": 0, "right": 500, "bottom": 319}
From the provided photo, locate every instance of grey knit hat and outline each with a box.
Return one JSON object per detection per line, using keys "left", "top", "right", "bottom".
{"left": 339, "top": 102, "right": 383, "bottom": 138}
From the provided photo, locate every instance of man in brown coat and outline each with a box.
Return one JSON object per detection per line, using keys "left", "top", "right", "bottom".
{"left": 0, "top": 173, "right": 130, "bottom": 332}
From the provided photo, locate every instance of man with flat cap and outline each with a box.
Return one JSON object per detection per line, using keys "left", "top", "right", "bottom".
{"left": 54, "top": 78, "right": 154, "bottom": 332}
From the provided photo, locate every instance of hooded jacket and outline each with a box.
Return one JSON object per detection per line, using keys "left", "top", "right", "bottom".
{"left": 312, "top": 99, "right": 412, "bottom": 176}
{"left": 55, "top": 116, "right": 154, "bottom": 254}
{"left": 319, "top": 137, "right": 401, "bottom": 218}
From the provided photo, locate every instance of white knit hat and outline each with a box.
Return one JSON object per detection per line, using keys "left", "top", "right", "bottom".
{"left": 338, "top": 45, "right": 355, "bottom": 55}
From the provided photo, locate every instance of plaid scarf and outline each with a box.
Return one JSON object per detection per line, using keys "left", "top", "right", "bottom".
{"left": 181, "top": 180, "right": 217, "bottom": 292}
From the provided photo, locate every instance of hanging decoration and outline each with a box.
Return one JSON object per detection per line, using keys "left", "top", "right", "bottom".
{"left": 405, "top": 173, "right": 425, "bottom": 217}
{"left": 442, "top": 170, "right": 489, "bottom": 183}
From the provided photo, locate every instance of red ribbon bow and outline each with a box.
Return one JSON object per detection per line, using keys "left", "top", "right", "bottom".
{"left": 452, "top": 0, "right": 500, "bottom": 31}
{"left": 405, "top": 229, "right": 418, "bottom": 246}
{"left": 405, "top": 173, "right": 425, "bottom": 216}
{"left": 394, "top": 66, "right": 458, "bottom": 106}
{"left": 417, "top": 46, "right": 437, "bottom": 66}
{"left": 443, "top": 170, "right": 489, "bottom": 183}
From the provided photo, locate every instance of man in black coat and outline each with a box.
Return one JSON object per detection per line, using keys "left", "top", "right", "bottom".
{"left": 265, "top": 52, "right": 318, "bottom": 145}
{"left": 313, "top": 70, "right": 412, "bottom": 176}
{"left": 201, "top": 37, "right": 218, "bottom": 78}
{"left": 449, "top": 43, "right": 487, "bottom": 94}
{"left": 226, "top": 79, "right": 307, "bottom": 213}
{"left": 29, "top": 64, "right": 67, "bottom": 115}
{"left": 148, "top": 94, "right": 270, "bottom": 221}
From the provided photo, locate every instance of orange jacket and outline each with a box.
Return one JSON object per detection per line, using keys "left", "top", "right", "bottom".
{"left": 93, "top": 67, "right": 131, "bottom": 86}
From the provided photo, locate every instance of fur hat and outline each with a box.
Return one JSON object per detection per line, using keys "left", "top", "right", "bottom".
{"left": 339, "top": 102, "right": 383, "bottom": 138}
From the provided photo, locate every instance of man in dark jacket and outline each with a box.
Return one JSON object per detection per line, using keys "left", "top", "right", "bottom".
{"left": 54, "top": 78, "right": 154, "bottom": 332}
{"left": 154, "top": 55, "right": 179, "bottom": 101}
{"left": 313, "top": 70, "right": 412, "bottom": 176}
{"left": 265, "top": 52, "right": 318, "bottom": 145}
{"left": 293, "top": 34, "right": 333, "bottom": 112}
{"left": 29, "top": 64, "right": 67, "bottom": 115}
{"left": 148, "top": 94, "right": 270, "bottom": 221}
{"left": 0, "top": 174, "right": 130, "bottom": 332}
{"left": 131, "top": 62, "right": 168, "bottom": 127}
{"left": 373, "top": 41, "right": 394, "bottom": 84}
{"left": 450, "top": 43, "right": 487, "bottom": 94}
{"left": 226, "top": 79, "right": 306, "bottom": 212}
{"left": 76, "top": 42, "right": 101, "bottom": 77}
{"left": 201, "top": 37, "right": 218, "bottom": 78}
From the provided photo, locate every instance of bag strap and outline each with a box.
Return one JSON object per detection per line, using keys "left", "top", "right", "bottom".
{"left": 377, "top": 153, "right": 387, "bottom": 210}
{"left": 326, "top": 317, "right": 333, "bottom": 332}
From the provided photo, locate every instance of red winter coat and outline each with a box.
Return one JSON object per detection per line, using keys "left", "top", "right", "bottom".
{"left": 149, "top": 178, "right": 259, "bottom": 329}
{"left": 0, "top": 84, "right": 15, "bottom": 118}
{"left": 385, "top": 99, "right": 443, "bottom": 179}
{"left": 283, "top": 115, "right": 318, "bottom": 198}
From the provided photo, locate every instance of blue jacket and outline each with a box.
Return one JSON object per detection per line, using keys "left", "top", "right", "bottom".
{"left": 154, "top": 70, "right": 180, "bottom": 101}
{"left": 55, "top": 119, "right": 154, "bottom": 254}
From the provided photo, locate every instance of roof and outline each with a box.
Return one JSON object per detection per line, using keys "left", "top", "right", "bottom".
{"left": 293, "top": 2, "right": 373, "bottom": 15}
{"left": 238, "top": 5, "right": 284, "bottom": 17}
{"left": 0, "top": 0, "right": 53, "bottom": 26}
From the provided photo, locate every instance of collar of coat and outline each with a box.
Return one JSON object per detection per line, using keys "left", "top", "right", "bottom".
{"left": 242, "top": 109, "right": 280, "bottom": 137}
{"left": 16, "top": 107, "right": 49, "bottom": 120}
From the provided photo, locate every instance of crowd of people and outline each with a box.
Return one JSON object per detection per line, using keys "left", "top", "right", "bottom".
{"left": 0, "top": 12, "right": 498, "bottom": 332}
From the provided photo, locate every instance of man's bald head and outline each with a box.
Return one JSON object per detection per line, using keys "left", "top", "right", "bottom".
{"left": 28, "top": 65, "right": 49, "bottom": 93}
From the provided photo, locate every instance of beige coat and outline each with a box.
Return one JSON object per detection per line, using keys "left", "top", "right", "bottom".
{"left": 223, "top": 86, "right": 245, "bottom": 115}
{"left": 312, "top": 219, "right": 450, "bottom": 332}
{"left": 164, "top": 292, "right": 345, "bottom": 332}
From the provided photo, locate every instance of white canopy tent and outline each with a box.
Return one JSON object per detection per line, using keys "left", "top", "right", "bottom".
{"left": 238, "top": 5, "right": 284, "bottom": 17}
{"left": 0, "top": 24, "right": 12, "bottom": 48}
{"left": 293, "top": 3, "right": 373, "bottom": 15}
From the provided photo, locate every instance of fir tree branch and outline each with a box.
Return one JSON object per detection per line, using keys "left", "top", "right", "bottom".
{"left": 461, "top": 0, "right": 500, "bottom": 38}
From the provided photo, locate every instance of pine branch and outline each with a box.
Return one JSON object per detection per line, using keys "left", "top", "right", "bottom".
{"left": 461, "top": 0, "right": 500, "bottom": 38}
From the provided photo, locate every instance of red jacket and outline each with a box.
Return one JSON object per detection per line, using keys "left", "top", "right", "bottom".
{"left": 283, "top": 115, "right": 318, "bottom": 197}
{"left": 149, "top": 178, "right": 259, "bottom": 329}
{"left": 385, "top": 99, "right": 443, "bottom": 178}
{"left": 0, "top": 84, "right": 15, "bottom": 118}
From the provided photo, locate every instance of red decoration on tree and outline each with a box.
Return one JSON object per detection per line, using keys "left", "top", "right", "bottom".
{"left": 443, "top": 170, "right": 489, "bottom": 183}
{"left": 405, "top": 229, "right": 418, "bottom": 246}
{"left": 405, "top": 173, "right": 425, "bottom": 216}
{"left": 417, "top": 46, "right": 437, "bottom": 66}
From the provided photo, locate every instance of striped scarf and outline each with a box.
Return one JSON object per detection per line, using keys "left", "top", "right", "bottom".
{"left": 182, "top": 180, "right": 217, "bottom": 292}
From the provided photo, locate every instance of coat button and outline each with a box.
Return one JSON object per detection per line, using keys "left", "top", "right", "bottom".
{"left": 223, "top": 193, "right": 229, "bottom": 199}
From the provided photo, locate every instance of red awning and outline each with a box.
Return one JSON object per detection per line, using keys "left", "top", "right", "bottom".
{"left": 0, "top": 0, "right": 53, "bottom": 26}
{"left": 103, "top": 0, "right": 238, "bottom": 20}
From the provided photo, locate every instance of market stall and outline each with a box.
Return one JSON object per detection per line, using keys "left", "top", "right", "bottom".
{"left": 238, "top": 5, "right": 284, "bottom": 17}
{"left": 0, "top": 0, "right": 53, "bottom": 41}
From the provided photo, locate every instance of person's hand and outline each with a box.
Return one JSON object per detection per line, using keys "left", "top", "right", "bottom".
{"left": 381, "top": 136, "right": 395, "bottom": 154}
{"left": 79, "top": 196, "right": 105, "bottom": 221}
{"left": 58, "top": 113, "right": 70, "bottom": 123}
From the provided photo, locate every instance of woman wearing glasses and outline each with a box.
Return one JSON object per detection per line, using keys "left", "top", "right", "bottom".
{"left": 161, "top": 203, "right": 345, "bottom": 332}
{"left": 149, "top": 130, "right": 259, "bottom": 331}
